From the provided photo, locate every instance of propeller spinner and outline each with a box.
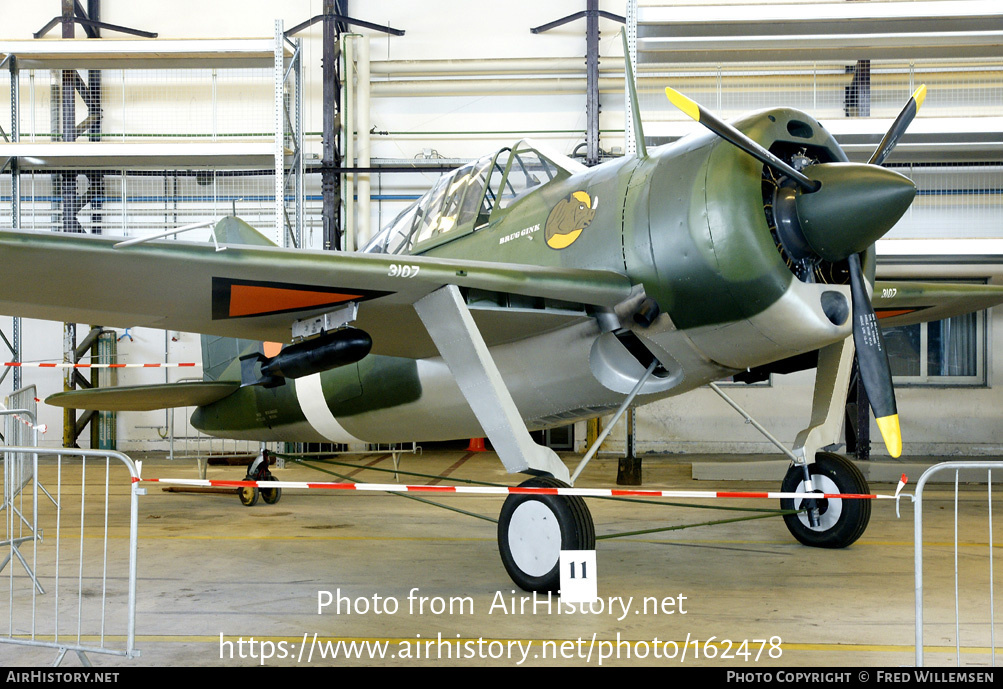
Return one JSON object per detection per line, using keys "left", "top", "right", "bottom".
{"left": 665, "top": 86, "right": 926, "bottom": 458}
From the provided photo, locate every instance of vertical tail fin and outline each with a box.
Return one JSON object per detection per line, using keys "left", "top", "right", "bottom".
{"left": 202, "top": 336, "right": 261, "bottom": 382}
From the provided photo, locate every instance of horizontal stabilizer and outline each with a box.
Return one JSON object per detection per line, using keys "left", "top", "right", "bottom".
{"left": 46, "top": 381, "right": 239, "bottom": 411}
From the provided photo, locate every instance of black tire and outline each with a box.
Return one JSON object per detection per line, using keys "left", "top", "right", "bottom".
{"left": 497, "top": 476, "right": 595, "bottom": 593}
{"left": 260, "top": 474, "right": 281, "bottom": 505}
{"left": 780, "top": 452, "right": 870, "bottom": 548}
{"left": 238, "top": 484, "right": 259, "bottom": 507}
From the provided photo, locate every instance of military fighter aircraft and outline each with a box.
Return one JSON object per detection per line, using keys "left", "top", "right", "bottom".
{"left": 3, "top": 52, "right": 1002, "bottom": 592}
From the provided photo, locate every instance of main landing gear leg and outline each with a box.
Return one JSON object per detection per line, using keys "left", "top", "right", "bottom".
{"left": 786, "top": 337, "right": 870, "bottom": 547}
{"left": 414, "top": 285, "right": 589, "bottom": 591}
{"left": 711, "top": 337, "right": 870, "bottom": 547}
{"left": 413, "top": 285, "right": 570, "bottom": 483}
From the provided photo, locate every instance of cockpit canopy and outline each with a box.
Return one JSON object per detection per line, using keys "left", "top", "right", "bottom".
{"left": 363, "top": 140, "right": 584, "bottom": 255}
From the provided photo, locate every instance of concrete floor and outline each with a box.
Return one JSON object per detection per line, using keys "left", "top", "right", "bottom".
{"left": 1, "top": 448, "right": 1000, "bottom": 667}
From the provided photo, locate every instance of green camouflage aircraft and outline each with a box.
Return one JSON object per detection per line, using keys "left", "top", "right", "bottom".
{"left": 3, "top": 67, "right": 1002, "bottom": 592}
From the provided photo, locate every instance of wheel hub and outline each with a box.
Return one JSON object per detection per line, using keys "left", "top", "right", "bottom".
{"left": 507, "top": 501, "right": 562, "bottom": 577}
{"left": 795, "top": 475, "right": 842, "bottom": 531}
{"left": 801, "top": 491, "right": 829, "bottom": 516}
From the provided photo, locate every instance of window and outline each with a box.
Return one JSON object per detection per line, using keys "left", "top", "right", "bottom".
{"left": 483, "top": 148, "right": 560, "bottom": 213}
{"left": 497, "top": 149, "right": 558, "bottom": 209}
{"left": 364, "top": 204, "right": 418, "bottom": 254}
{"left": 882, "top": 310, "right": 986, "bottom": 385}
{"left": 456, "top": 155, "right": 493, "bottom": 228}
{"left": 362, "top": 142, "right": 570, "bottom": 254}
{"left": 483, "top": 149, "right": 510, "bottom": 216}
{"left": 411, "top": 174, "right": 453, "bottom": 246}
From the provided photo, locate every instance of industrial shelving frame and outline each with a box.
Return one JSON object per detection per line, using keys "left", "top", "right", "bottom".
{"left": 0, "top": 20, "right": 303, "bottom": 444}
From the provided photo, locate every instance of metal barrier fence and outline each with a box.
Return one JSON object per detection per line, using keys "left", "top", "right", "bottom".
{"left": 914, "top": 461, "right": 1003, "bottom": 667}
{"left": 3, "top": 385, "right": 39, "bottom": 500}
{"left": 5, "top": 386, "right": 37, "bottom": 447}
{"left": 0, "top": 410, "right": 43, "bottom": 595}
{"left": 1, "top": 448, "right": 142, "bottom": 666}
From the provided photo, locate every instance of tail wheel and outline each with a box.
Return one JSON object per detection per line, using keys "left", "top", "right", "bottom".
{"left": 780, "top": 452, "right": 870, "bottom": 548}
{"left": 497, "top": 476, "right": 594, "bottom": 593}
{"left": 260, "top": 475, "right": 282, "bottom": 505}
{"left": 238, "top": 484, "right": 259, "bottom": 507}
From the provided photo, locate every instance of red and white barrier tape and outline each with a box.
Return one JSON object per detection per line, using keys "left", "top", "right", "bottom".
{"left": 0, "top": 404, "right": 47, "bottom": 434}
{"left": 4, "top": 362, "right": 197, "bottom": 369}
{"left": 7, "top": 415, "right": 46, "bottom": 434}
{"left": 139, "top": 475, "right": 909, "bottom": 501}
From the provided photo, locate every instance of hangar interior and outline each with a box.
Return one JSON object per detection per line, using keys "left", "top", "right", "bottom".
{"left": 1, "top": 0, "right": 1002, "bottom": 669}
{"left": 0, "top": 0, "right": 1001, "bottom": 458}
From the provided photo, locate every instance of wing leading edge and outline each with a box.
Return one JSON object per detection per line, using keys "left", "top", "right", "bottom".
{"left": 873, "top": 280, "right": 1003, "bottom": 328}
{"left": 0, "top": 227, "right": 633, "bottom": 359}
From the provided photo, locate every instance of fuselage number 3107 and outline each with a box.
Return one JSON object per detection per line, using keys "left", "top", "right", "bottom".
{"left": 388, "top": 264, "right": 420, "bottom": 278}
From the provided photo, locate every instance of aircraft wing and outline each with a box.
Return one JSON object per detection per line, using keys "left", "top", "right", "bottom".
{"left": 0, "top": 229, "right": 632, "bottom": 358}
{"left": 874, "top": 280, "right": 1003, "bottom": 328}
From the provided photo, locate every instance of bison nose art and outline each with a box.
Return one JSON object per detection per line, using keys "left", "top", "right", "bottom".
{"left": 545, "top": 190, "right": 597, "bottom": 249}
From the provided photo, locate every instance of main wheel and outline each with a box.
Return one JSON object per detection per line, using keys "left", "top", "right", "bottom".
{"left": 780, "top": 452, "right": 870, "bottom": 548}
{"left": 260, "top": 474, "right": 282, "bottom": 505}
{"left": 238, "top": 484, "right": 259, "bottom": 507}
{"left": 497, "top": 476, "right": 595, "bottom": 593}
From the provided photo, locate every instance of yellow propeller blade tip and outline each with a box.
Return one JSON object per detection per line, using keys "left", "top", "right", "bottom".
{"left": 665, "top": 87, "right": 701, "bottom": 123}
{"left": 912, "top": 84, "right": 927, "bottom": 110}
{"left": 875, "top": 414, "right": 902, "bottom": 458}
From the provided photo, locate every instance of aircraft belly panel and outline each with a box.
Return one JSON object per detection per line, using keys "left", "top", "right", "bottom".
{"left": 313, "top": 322, "right": 633, "bottom": 444}
{"left": 255, "top": 314, "right": 756, "bottom": 445}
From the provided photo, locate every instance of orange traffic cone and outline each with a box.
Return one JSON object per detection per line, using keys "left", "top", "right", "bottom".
{"left": 466, "top": 437, "right": 487, "bottom": 452}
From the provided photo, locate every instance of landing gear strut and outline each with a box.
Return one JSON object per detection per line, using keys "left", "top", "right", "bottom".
{"left": 497, "top": 477, "right": 594, "bottom": 593}
{"left": 709, "top": 338, "right": 872, "bottom": 548}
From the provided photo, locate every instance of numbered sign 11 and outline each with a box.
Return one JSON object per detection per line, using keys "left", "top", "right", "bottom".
{"left": 559, "top": 550, "right": 597, "bottom": 603}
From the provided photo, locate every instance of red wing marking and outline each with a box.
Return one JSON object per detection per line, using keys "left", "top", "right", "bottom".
{"left": 875, "top": 308, "right": 919, "bottom": 320}
{"left": 212, "top": 277, "right": 391, "bottom": 320}
{"left": 228, "top": 284, "right": 363, "bottom": 318}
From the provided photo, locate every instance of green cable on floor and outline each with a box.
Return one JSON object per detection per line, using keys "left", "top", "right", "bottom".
{"left": 285, "top": 453, "right": 803, "bottom": 538}
{"left": 294, "top": 458, "right": 499, "bottom": 524}
{"left": 279, "top": 452, "right": 791, "bottom": 514}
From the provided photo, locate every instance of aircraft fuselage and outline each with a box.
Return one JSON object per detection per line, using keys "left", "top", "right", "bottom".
{"left": 194, "top": 107, "right": 865, "bottom": 444}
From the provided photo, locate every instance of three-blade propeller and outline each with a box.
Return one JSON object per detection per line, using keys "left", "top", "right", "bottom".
{"left": 665, "top": 86, "right": 927, "bottom": 458}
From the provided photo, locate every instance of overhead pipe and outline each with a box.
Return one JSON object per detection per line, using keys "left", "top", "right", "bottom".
{"left": 357, "top": 36, "right": 371, "bottom": 248}
{"left": 371, "top": 77, "right": 625, "bottom": 97}
{"left": 368, "top": 69, "right": 938, "bottom": 98}
{"left": 370, "top": 57, "right": 627, "bottom": 76}
{"left": 369, "top": 56, "right": 974, "bottom": 78}
{"left": 341, "top": 34, "right": 356, "bottom": 251}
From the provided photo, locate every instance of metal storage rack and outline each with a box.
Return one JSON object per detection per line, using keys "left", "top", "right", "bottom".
{"left": 1, "top": 22, "right": 303, "bottom": 247}
{"left": 629, "top": 0, "right": 1003, "bottom": 165}
{"left": 0, "top": 21, "right": 303, "bottom": 431}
